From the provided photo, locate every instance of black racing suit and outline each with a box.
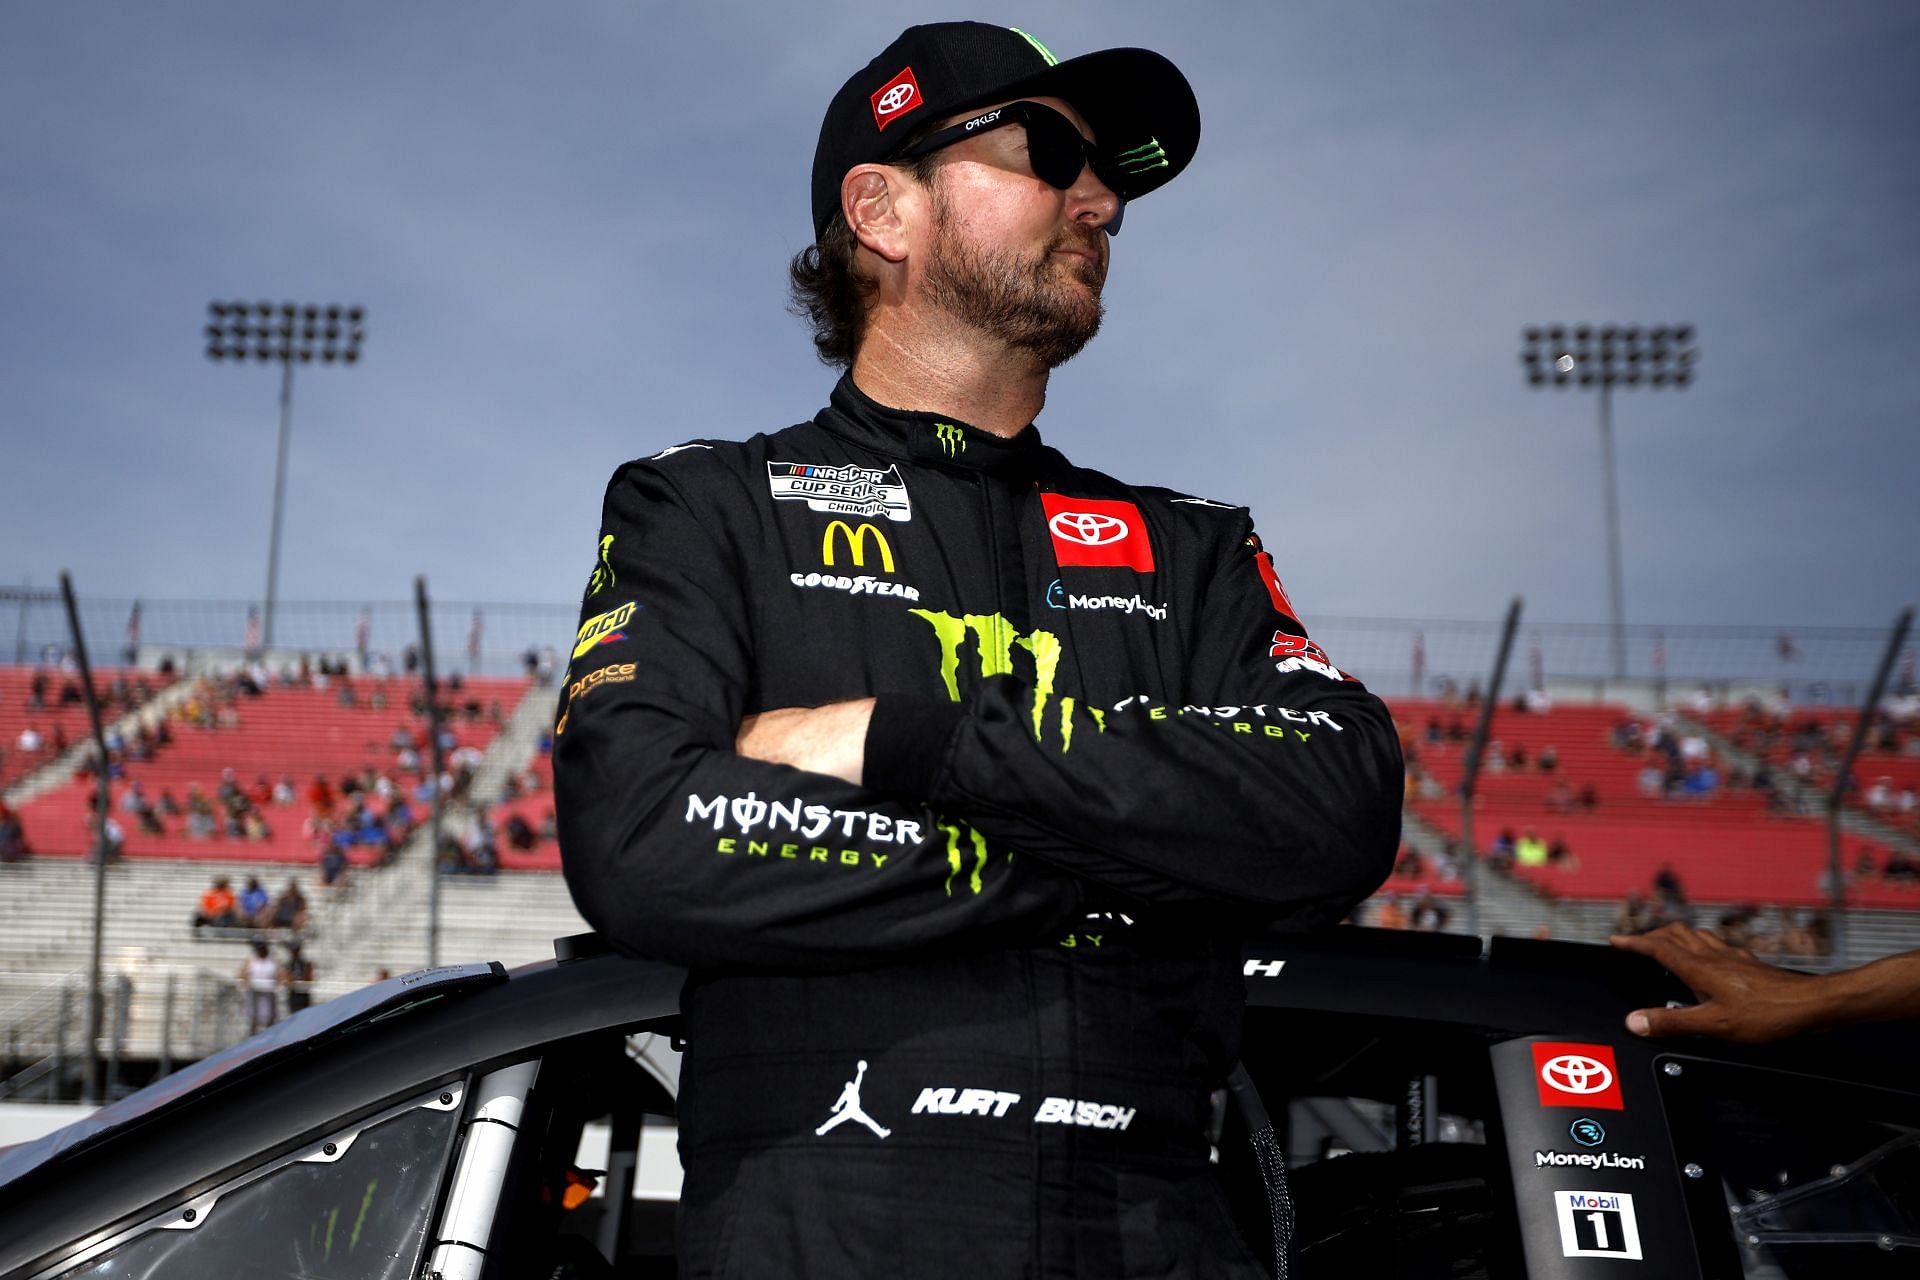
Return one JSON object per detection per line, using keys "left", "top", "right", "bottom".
{"left": 554, "top": 374, "right": 1403, "bottom": 1278}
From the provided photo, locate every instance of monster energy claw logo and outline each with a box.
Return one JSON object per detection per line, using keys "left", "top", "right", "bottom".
{"left": 1116, "top": 138, "right": 1169, "bottom": 175}
{"left": 933, "top": 423, "right": 966, "bottom": 457}
{"left": 908, "top": 608, "right": 1101, "bottom": 753}
{"left": 1008, "top": 27, "right": 1059, "bottom": 67}
{"left": 587, "top": 534, "right": 616, "bottom": 597}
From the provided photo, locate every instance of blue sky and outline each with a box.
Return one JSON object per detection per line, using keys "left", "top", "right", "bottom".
{"left": 4, "top": 1, "right": 1916, "bottom": 634}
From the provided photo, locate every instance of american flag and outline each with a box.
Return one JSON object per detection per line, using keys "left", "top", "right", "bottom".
{"left": 243, "top": 606, "right": 261, "bottom": 654}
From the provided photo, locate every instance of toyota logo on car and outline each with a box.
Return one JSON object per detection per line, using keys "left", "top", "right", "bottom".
{"left": 1049, "top": 512, "right": 1129, "bottom": 546}
{"left": 1541, "top": 1054, "right": 1612, "bottom": 1095}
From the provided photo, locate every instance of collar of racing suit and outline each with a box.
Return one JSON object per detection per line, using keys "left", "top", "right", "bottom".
{"left": 820, "top": 373, "right": 1048, "bottom": 478}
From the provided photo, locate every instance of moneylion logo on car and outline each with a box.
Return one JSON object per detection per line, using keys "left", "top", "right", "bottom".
{"left": 768, "top": 461, "right": 911, "bottom": 522}
{"left": 1535, "top": 1149, "right": 1646, "bottom": 1171}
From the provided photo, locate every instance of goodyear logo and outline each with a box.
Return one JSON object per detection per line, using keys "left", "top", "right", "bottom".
{"left": 572, "top": 601, "right": 637, "bottom": 659}
{"left": 822, "top": 520, "right": 895, "bottom": 572}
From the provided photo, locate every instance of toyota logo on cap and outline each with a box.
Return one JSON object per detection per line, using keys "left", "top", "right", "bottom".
{"left": 1049, "top": 512, "right": 1129, "bottom": 546}
{"left": 869, "top": 67, "right": 924, "bottom": 132}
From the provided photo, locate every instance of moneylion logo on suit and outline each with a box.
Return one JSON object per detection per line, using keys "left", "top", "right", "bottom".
{"left": 822, "top": 520, "right": 895, "bottom": 573}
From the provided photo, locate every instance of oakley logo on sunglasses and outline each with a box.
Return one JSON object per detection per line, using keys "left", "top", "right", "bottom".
{"left": 963, "top": 109, "right": 1004, "bottom": 131}
{"left": 870, "top": 67, "right": 924, "bottom": 131}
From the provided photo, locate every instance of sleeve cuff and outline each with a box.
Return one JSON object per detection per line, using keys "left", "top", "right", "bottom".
{"left": 862, "top": 695, "right": 967, "bottom": 800}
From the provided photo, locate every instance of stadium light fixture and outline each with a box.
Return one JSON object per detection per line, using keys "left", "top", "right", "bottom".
{"left": 205, "top": 300, "right": 366, "bottom": 650}
{"left": 1520, "top": 323, "right": 1697, "bottom": 681}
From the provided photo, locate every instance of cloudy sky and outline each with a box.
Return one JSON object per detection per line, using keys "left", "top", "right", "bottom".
{"left": 4, "top": 2, "right": 1915, "bottom": 643}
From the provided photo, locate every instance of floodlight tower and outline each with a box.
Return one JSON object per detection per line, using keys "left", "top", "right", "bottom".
{"left": 1521, "top": 324, "right": 1697, "bottom": 680}
{"left": 205, "top": 301, "right": 366, "bottom": 649}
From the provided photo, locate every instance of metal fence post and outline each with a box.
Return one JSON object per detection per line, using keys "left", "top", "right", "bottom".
{"left": 106, "top": 975, "right": 130, "bottom": 1100}
{"left": 1825, "top": 607, "right": 1914, "bottom": 969}
{"left": 1460, "top": 599, "right": 1524, "bottom": 938}
{"left": 160, "top": 971, "right": 176, "bottom": 1077}
{"left": 50, "top": 986, "right": 72, "bottom": 1103}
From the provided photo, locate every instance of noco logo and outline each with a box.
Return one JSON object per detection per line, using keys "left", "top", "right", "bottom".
{"left": 572, "top": 602, "right": 637, "bottom": 660}
{"left": 869, "top": 67, "right": 923, "bottom": 132}
{"left": 822, "top": 520, "right": 895, "bottom": 572}
{"left": 1532, "top": 1043, "right": 1624, "bottom": 1111}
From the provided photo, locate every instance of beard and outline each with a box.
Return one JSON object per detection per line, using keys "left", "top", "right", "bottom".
{"left": 921, "top": 184, "right": 1106, "bottom": 369}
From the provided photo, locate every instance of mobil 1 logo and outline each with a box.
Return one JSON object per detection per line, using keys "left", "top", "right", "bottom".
{"left": 1554, "top": 1189, "right": 1642, "bottom": 1261}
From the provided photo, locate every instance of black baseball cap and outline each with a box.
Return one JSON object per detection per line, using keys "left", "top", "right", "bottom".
{"left": 810, "top": 22, "right": 1200, "bottom": 239}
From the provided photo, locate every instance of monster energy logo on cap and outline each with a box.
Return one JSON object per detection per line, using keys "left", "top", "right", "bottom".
{"left": 1116, "top": 139, "right": 1169, "bottom": 175}
{"left": 1008, "top": 27, "right": 1059, "bottom": 66}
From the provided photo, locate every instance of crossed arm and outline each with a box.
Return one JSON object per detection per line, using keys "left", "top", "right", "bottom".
{"left": 735, "top": 700, "right": 873, "bottom": 785}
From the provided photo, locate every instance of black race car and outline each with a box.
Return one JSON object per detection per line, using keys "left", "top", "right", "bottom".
{"left": 2, "top": 928, "right": 1914, "bottom": 1278}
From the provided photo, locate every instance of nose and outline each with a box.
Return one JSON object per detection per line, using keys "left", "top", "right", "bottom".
{"left": 1070, "top": 166, "right": 1124, "bottom": 236}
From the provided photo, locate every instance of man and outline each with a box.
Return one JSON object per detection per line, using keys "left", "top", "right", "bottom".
{"left": 556, "top": 22, "right": 1402, "bottom": 1278}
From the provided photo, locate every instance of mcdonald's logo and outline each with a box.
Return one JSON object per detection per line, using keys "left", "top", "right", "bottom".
{"left": 822, "top": 520, "right": 895, "bottom": 573}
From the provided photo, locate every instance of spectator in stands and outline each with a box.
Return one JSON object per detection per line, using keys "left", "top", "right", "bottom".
{"left": 194, "top": 877, "right": 238, "bottom": 927}
{"left": 157, "top": 787, "right": 182, "bottom": 817}
{"left": 1544, "top": 779, "right": 1575, "bottom": 814}
{"left": 1408, "top": 888, "right": 1449, "bottom": 932}
{"left": 15, "top": 725, "right": 43, "bottom": 757}
{"left": 0, "top": 802, "right": 30, "bottom": 863}
{"left": 1636, "top": 759, "right": 1665, "bottom": 798}
{"left": 240, "top": 939, "right": 282, "bottom": 1034}
{"left": 239, "top": 876, "right": 271, "bottom": 926}
{"left": 284, "top": 942, "right": 315, "bottom": 1015}
{"left": 537, "top": 808, "right": 557, "bottom": 845}
{"left": 505, "top": 813, "right": 537, "bottom": 852}
{"left": 1865, "top": 776, "right": 1896, "bottom": 812}
{"left": 1514, "top": 828, "right": 1548, "bottom": 868}
{"left": 84, "top": 813, "right": 124, "bottom": 863}
{"left": 1679, "top": 759, "right": 1720, "bottom": 798}
{"left": 1611, "top": 924, "right": 1920, "bottom": 1043}
{"left": 268, "top": 879, "right": 309, "bottom": 932}
{"left": 1488, "top": 828, "right": 1517, "bottom": 875}
{"left": 1374, "top": 894, "right": 1408, "bottom": 930}
{"left": 1715, "top": 904, "right": 1760, "bottom": 950}
{"left": 272, "top": 773, "right": 296, "bottom": 807}
{"left": 1537, "top": 744, "right": 1558, "bottom": 774}
{"left": 1576, "top": 782, "right": 1599, "bottom": 811}
{"left": 1779, "top": 909, "right": 1831, "bottom": 958}
{"left": 1545, "top": 837, "right": 1577, "bottom": 871}
{"left": 1392, "top": 845, "right": 1424, "bottom": 878}
{"left": 1509, "top": 743, "right": 1528, "bottom": 770}
{"left": 1614, "top": 891, "right": 1655, "bottom": 936}
{"left": 28, "top": 669, "right": 49, "bottom": 709}
{"left": 1651, "top": 864, "right": 1691, "bottom": 926}
{"left": 319, "top": 835, "right": 350, "bottom": 888}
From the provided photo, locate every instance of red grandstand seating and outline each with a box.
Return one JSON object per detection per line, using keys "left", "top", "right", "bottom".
{"left": 15, "top": 675, "right": 531, "bottom": 863}
{"left": 1, "top": 666, "right": 174, "bottom": 790}
{"left": 1389, "top": 697, "right": 1918, "bottom": 909}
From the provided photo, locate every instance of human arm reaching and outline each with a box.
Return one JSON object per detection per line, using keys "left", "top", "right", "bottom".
{"left": 1611, "top": 922, "right": 1920, "bottom": 1043}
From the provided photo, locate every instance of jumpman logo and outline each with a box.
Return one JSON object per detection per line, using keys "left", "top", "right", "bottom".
{"left": 814, "top": 1059, "right": 891, "bottom": 1139}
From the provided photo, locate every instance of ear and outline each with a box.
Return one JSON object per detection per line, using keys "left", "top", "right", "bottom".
{"left": 843, "top": 165, "right": 912, "bottom": 264}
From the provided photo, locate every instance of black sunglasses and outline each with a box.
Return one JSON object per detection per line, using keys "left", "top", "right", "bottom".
{"left": 892, "top": 100, "right": 1127, "bottom": 235}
